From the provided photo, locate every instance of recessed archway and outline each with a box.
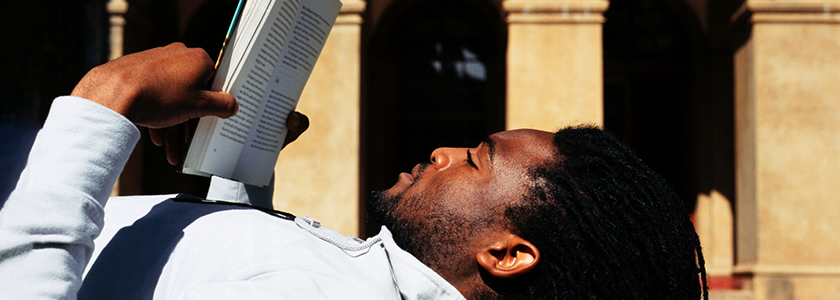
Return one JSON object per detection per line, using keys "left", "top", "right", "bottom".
{"left": 362, "top": 0, "right": 507, "bottom": 235}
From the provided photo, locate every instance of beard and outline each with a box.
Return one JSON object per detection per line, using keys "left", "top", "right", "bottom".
{"left": 366, "top": 177, "right": 508, "bottom": 299}
{"left": 365, "top": 161, "right": 434, "bottom": 249}
{"left": 365, "top": 189, "right": 436, "bottom": 260}
{"left": 364, "top": 189, "right": 398, "bottom": 231}
{"left": 365, "top": 187, "right": 471, "bottom": 274}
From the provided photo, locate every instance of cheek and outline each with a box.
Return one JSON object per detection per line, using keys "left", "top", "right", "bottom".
{"left": 397, "top": 177, "right": 460, "bottom": 218}
{"left": 399, "top": 169, "right": 496, "bottom": 217}
{"left": 434, "top": 180, "right": 492, "bottom": 217}
{"left": 488, "top": 168, "right": 531, "bottom": 203}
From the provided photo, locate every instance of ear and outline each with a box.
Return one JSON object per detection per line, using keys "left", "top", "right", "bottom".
{"left": 476, "top": 234, "right": 540, "bottom": 278}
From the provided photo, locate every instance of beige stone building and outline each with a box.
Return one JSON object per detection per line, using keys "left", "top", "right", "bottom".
{"left": 107, "top": 0, "right": 840, "bottom": 298}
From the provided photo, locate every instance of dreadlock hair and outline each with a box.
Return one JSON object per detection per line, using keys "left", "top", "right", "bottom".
{"left": 492, "top": 125, "right": 708, "bottom": 299}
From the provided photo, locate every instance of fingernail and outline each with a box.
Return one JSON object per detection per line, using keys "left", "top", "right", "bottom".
{"left": 289, "top": 112, "right": 300, "bottom": 128}
{"left": 298, "top": 113, "right": 309, "bottom": 128}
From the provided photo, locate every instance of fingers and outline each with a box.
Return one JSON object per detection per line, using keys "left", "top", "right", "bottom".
{"left": 149, "top": 125, "right": 186, "bottom": 166}
{"left": 282, "top": 112, "right": 309, "bottom": 149}
{"left": 153, "top": 111, "right": 306, "bottom": 165}
{"left": 73, "top": 43, "right": 235, "bottom": 129}
{"left": 194, "top": 90, "right": 238, "bottom": 120}
{"left": 164, "top": 126, "right": 184, "bottom": 166}
{"left": 288, "top": 112, "right": 309, "bottom": 135}
{"left": 149, "top": 128, "right": 166, "bottom": 146}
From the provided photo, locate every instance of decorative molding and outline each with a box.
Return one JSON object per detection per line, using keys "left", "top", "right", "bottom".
{"left": 733, "top": 0, "right": 840, "bottom": 24}
{"left": 340, "top": 0, "right": 366, "bottom": 14}
{"left": 107, "top": 0, "right": 128, "bottom": 60}
{"left": 503, "top": 0, "right": 609, "bottom": 13}
{"left": 734, "top": 263, "right": 840, "bottom": 276}
{"left": 337, "top": 0, "right": 366, "bottom": 25}
{"left": 503, "top": 0, "right": 609, "bottom": 24}
{"left": 106, "top": 0, "right": 128, "bottom": 195}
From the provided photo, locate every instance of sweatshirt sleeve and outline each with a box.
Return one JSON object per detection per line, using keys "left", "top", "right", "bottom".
{"left": 0, "top": 96, "right": 140, "bottom": 300}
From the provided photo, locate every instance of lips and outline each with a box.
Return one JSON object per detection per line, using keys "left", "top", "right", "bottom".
{"left": 398, "top": 164, "right": 421, "bottom": 184}
{"left": 411, "top": 164, "right": 421, "bottom": 179}
{"left": 400, "top": 172, "right": 414, "bottom": 183}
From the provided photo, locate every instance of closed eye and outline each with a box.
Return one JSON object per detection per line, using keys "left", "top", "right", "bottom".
{"left": 466, "top": 150, "right": 478, "bottom": 168}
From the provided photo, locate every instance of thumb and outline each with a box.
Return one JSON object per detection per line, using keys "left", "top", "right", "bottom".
{"left": 195, "top": 91, "right": 238, "bottom": 119}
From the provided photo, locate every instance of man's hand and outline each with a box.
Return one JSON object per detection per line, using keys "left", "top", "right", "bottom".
{"left": 71, "top": 43, "right": 238, "bottom": 129}
{"left": 149, "top": 111, "right": 310, "bottom": 165}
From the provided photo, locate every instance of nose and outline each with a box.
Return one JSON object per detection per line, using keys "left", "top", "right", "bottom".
{"left": 429, "top": 147, "right": 466, "bottom": 171}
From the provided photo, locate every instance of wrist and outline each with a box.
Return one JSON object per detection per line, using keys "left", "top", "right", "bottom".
{"left": 71, "top": 65, "right": 139, "bottom": 119}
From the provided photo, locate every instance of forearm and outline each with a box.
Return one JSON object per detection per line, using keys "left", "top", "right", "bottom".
{"left": 0, "top": 96, "right": 140, "bottom": 299}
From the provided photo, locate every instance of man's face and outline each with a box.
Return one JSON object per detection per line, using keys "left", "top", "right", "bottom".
{"left": 366, "top": 129, "right": 555, "bottom": 273}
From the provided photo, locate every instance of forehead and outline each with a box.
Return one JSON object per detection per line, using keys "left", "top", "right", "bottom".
{"left": 487, "top": 129, "right": 555, "bottom": 176}
{"left": 489, "top": 129, "right": 555, "bottom": 164}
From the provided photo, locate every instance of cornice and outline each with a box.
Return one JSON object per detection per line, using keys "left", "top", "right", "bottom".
{"left": 733, "top": 0, "right": 840, "bottom": 24}
{"left": 734, "top": 263, "right": 840, "bottom": 276}
{"left": 340, "top": 0, "right": 366, "bottom": 14}
{"left": 337, "top": 0, "right": 366, "bottom": 25}
{"left": 503, "top": 0, "right": 609, "bottom": 24}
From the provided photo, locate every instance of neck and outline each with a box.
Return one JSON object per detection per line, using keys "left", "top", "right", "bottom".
{"left": 206, "top": 175, "right": 275, "bottom": 209}
{"left": 438, "top": 264, "right": 499, "bottom": 300}
{"left": 454, "top": 276, "right": 499, "bottom": 300}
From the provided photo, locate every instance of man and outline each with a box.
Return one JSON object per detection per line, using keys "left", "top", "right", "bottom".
{"left": 0, "top": 43, "right": 707, "bottom": 299}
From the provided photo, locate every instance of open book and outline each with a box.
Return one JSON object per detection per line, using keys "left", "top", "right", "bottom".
{"left": 182, "top": 0, "right": 342, "bottom": 186}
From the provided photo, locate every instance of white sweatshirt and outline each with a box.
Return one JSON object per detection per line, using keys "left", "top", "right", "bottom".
{"left": 0, "top": 96, "right": 464, "bottom": 300}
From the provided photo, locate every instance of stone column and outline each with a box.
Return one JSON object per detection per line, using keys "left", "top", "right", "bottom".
{"left": 503, "top": 0, "right": 608, "bottom": 130}
{"left": 272, "top": 1, "right": 365, "bottom": 236}
{"left": 733, "top": 1, "right": 840, "bottom": 298}
{"left": 108, "top": 0, "right": 128, "bottom": 197}
{"left": 107, "top": 0, "right": 128, "bottom": 61}
{"left": 695, "top": 190, "right": 735, "bottom": 278}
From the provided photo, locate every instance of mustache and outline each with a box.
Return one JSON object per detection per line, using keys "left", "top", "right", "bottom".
{"left": 414, "top": 161, "right": 432, "bottom": 181}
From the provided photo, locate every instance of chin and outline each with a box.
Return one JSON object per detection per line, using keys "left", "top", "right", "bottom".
{"left": 364, "top": 189, "right": 397, "bottom": 229}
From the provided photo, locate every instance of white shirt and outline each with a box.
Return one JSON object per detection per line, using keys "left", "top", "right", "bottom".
{"left": 0, "top": 96, "right": 464, "bottom": 300}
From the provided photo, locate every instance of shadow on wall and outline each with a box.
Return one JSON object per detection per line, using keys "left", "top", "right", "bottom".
{"left": 0, "top": 120, "right": 40, "bottom": 207}
{"left": 1, "top": 0, "right": 108, "bottom": 206}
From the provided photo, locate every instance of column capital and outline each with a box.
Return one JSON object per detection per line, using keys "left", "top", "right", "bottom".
{"left": 107, "top": 0, "right": 128, "bottom": 61}
{"left": 733, "top": 0, "right": 840, "bottom": 24}
{"left": 337, "top": 0, "right": 366, "bottom": 25}
{"left": 106, "top": 0, "right": 128, "bottom": 14}
{"left": 503, "top": 0, "right": 609, "bottom": 24}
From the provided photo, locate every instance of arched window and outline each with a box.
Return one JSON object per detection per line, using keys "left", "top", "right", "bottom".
{"left": 363, "top": 0, "right": 506, "bottom": 230}
{"left": 603, "top": 0, "right": 697, "bottom": 207}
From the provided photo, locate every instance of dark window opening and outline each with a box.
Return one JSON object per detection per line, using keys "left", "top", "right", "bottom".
{"left": 603, "top": 0, "right": 696, "bottom": 210}
{"left": 363, "top": 0, "right": 506, "bottom": 235}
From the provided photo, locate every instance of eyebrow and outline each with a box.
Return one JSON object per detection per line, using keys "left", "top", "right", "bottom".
{"left": 482, "top": 136, "right": 496, "bottom": 164}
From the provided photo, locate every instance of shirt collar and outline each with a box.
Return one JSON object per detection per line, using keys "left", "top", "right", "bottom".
{"left": 376, "top": 227, "right": 466, "bottom": 300}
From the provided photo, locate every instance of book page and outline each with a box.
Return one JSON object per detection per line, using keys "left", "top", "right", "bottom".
{"left": 182, "top": 0, "right": 270, "bottom": 177}
{"left": 232, "top": 0, "right": 341, "bottom": 186}
{"left": 193, "top": 0, "right": 290, "bottom": 178}
{"left": 183, "top": 0, "right": 340, "bottom": 185}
